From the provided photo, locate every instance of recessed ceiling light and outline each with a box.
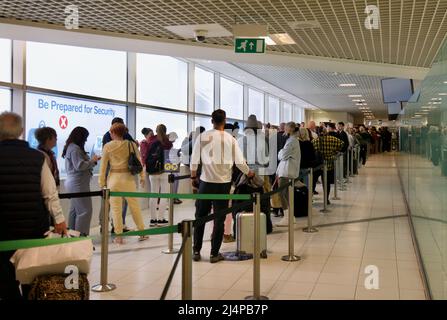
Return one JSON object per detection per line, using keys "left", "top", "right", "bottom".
{"left": 348, "top": 95, "right": 362, "bottom": 98}
{"left": 261, "top": 36, "right": 276, "bottom": 45}
{"left": 352, "top": 99, "right": 366, "bottom": 102}
{"left": 268, "top": 33, "right": 296, "bottom": 45}
{"left": 444, "top": 81, "right": 447, "bottom": 84}
{"left": 438, "top": 93, "right": 447, "bottom": 96}
{"left": 431, "top": 98, "right": 442, "bottom": 101}
{"left": 339, "top": 83, "right": 357, "bottom": 87}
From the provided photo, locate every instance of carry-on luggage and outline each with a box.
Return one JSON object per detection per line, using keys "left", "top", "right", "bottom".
{"left": 236, "top": 212, "right": 268, "bottom": 258}
{"left": 294, "top": 186, "right": 309, "bottom": 217}
{"left": 232, "top": 174, "right": 272, "bottom": 234}
{"left": 28, "top": 273, "right": 90, "bottom": 300}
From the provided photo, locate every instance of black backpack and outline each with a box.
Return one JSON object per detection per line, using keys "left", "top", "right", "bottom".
{"left": 146, "top": 140, "right": 164, "bottom": 174}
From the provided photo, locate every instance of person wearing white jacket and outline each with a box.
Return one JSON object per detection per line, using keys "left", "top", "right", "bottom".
{"left": 275, "top": 122, "right": 301, "bottom": 227}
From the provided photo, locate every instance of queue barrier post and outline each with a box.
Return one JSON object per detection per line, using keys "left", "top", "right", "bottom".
{"left": 339, "top": 154, "right": 347, "bottom": 191}
{"left": 246, "top": 193, "right": 269, "bottom": 300}
{"left": 163, "top": 174, "right": 179, "bottom": 254}
{"left": 349, "top": 147, "right": 355, "bottom": 177}
{"left": 332, "top": 155, "right": 340, "bottom": 201}
{"left": 303, "top": 168, "right": 318, "bottom": 233}
{"left": 346, "top": 150, "right": 352, "bottom": 183}
{"left": 181, "top": 220, "right": 193, "bottom": 300}
{"left": 281, "top": 179, "right": 301, "bottom": 262}
{"left": 320, "top": 161, "right": 330, "bottom": 213}
{"left": 92, "top": 188, "right": 116, "bottom": 293}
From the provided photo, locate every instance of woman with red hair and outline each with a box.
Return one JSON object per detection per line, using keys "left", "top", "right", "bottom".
{"left": 99, "top": 123, "right": 148, "bottom": 244}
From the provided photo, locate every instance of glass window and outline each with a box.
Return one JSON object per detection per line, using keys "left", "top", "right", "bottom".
{"left": 220, "top": 77, "right": 243, "bottom": 119}
{"left": 294, "top": 106, "right": 303, "bottom": 123}
{"left": 26, "top": 42, "right": 127, "bottom": 101}
{"left": 136, "top": 107, "right": 187, "bottom": 149}
{"left": 0, "top": 88, "right": 11, "bottom": 113}
{"left": 193, "top": 115, "right": 213, "bottom": 131}
{"left": 268, "top": 96, "right": 280, "bottom": 125}
{"left": 0, "top": 38, "right": 11, "bottom": 82}
{"left": 283, "top": 102, "right": 292, "bottom": 122}
{"left": 137, "top": 54, "right": 188, "bottom": 111}
{"left": 25, "top": 92, "right": 127, "bottom": 177}
{"left": 248, "top": 88, "right": 264, "bottom": 122}
{"left": 195, "top": 67, "right": 214, "bottom": 114}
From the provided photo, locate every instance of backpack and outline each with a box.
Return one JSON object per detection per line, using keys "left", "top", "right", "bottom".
{"left": 146, "top": 140, "right": 164, "bottom": 174}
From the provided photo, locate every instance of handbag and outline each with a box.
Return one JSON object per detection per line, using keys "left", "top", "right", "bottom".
{"left": 128, "top": 140, "right": 143, "bottom": 175}
{"left": 10, "top": 233, "right": 93, "bottom": 285}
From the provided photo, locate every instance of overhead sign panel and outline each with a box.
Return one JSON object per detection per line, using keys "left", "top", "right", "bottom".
{"left": 234, "top": 38, "right": 265, "bottom": 54}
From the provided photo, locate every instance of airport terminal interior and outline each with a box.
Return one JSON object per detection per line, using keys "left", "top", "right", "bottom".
{"left": 0, "top": 0, "right": 446, "bottom": 301}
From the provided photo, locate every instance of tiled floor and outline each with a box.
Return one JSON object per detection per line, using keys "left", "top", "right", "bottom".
{"left": 88, "top": 153, "right": 427, "bottom": 300}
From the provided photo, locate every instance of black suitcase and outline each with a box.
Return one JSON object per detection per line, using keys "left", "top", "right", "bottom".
{"left": 294, "top": 186, "right": 309, "bottom": 218}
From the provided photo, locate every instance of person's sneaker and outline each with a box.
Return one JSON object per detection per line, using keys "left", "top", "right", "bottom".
{"left": 193, "top": 251, "right": 201, "bottom": 262}
{"left": 276, "top": 216, "right": 296, "bottom": 227}
{"left": 210, "top": 253, "right": 224, "bottom": 264}
{"left": 174, "top": 199, "right": 183, "bottom": 205}
{"left": 138, "top": 235, "right": 149, "bottom": 242}
{"left": 158, "top": 219, "right": 169, "bottom": 225}
{"left": 327, "top": 200, "right": 331, "bottom": 205}
{"left": 223, "top": 234, "right": 235, "bottom": 243}
{"left": 111, "top": 226, "right": 115, "bottom": 234}
{"left": 123, "top": 227, "right": 131, "bottom": 233}
{"left": 313, "top": 191, "right": 319, "bottom": 195}
{"left": 275, "top": 216, "right": 289, "bottom": 227}
{"left": 149, "top": 219, "right": 158, "bottom": 227}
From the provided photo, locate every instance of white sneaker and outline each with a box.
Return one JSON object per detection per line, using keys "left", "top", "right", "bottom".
{"left": 275, "top": 216, "right": 289, "bottom": 227}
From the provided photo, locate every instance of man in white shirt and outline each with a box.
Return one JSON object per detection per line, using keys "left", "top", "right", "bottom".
{"left": 0, "top": 112, "right": 67, "bottom": 299}
{"left": 190, "top": 109, "right": 254, "bottom": 263}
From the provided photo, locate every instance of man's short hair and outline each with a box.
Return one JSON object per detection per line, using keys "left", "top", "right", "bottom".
{"left": 0, "top": 112, "right": 23, "bottom": 141}
{"left": 338, "top": 122, "right": 345, "bottom": 126}
{"left": 328, "top": 123, "right": 337, "bottom": 130}
{"left": 211, "top": 109, "right": 226, "bottom": 126}
{"left": 35, "top": 127, "right": 57, "bottom": 145}
{"left": 111, "top": 117, "right": 124, "bottom": 125}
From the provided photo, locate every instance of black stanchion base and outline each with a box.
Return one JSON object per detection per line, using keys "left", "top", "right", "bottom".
{"left": 303, "top": 227, "right": 318, "bottom": 233}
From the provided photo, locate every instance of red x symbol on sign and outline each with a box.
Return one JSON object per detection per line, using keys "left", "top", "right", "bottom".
{"left": 59, "top": 116, "right": 68, "bottom": 129}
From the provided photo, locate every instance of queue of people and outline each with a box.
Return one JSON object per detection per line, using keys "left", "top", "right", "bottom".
{"left": 2, "top": 106, "right": 393, "bottom": 301}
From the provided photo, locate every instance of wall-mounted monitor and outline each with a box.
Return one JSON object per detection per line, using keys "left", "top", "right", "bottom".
{"left": 381, "top": 78, "right": 414, "bottom": 103}
{"left": 387, "top": 102, "right": 402, "bottom": 115}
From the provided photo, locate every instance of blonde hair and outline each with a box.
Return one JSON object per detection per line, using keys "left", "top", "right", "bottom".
{"left": 298, "top": 127, "right": 310, "bottom": 141}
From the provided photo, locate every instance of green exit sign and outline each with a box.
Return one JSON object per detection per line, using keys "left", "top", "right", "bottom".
{"left": 234, "top": 38, "right": 265, "bottom": 54}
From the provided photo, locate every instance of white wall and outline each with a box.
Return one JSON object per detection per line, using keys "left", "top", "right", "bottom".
{"left": 306, "top": 110, "right": 355, "bottom": 125}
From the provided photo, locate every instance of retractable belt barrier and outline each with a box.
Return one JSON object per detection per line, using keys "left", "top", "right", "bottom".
{"left": 109, "top": 191, "right": 251, "bottom": 201}
{"left": 1, "top": 181, "right": 301, "bottom": 301}
{"left": 58, "top": 191, "right": 103, "bottom": 199}
{"left": 0, "top": 236, "right": 91, "bottom": 252}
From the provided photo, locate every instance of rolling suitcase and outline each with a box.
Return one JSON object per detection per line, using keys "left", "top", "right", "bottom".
{"left": 294, "top": 186, "right": 309, "bottom": 218}
{"left": 28, "top": 273, "right": 90, "bottom": 300}
{"left": 236, "top": 212, "right": 268, "bottom": 258}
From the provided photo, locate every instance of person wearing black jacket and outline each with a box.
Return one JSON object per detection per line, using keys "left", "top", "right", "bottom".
{"left": 298, "top": 127, "right": 317, "bottom": 188}
{"left": 337, "top": 122, "right": 350, "bottom": 178}
{"left": 0, "top": 112, "right": 67, "bottom": 300}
